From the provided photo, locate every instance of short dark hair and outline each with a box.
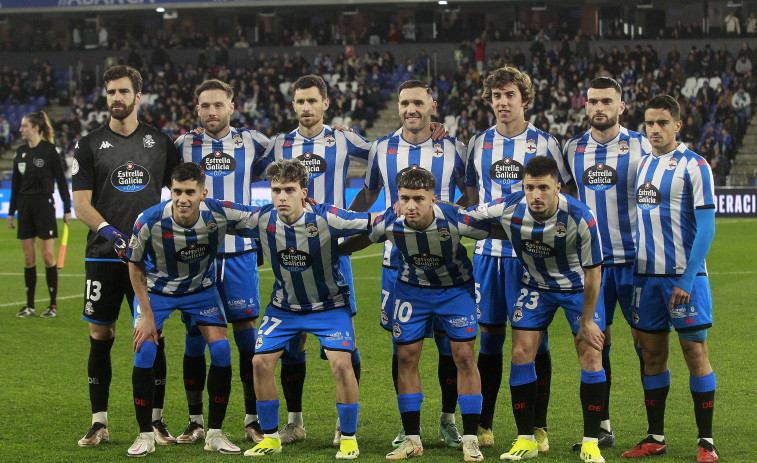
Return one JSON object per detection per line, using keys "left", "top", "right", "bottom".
{"left": 397, "top": 80, "right": 433, "bottom": 98}
{"left": 265, "top": 159, "right": 309, "bottom": 188}
{"left": 194, "top": 79, "right": 234, "bottom": 100}
{"left": 171, "top": 162, "right": 206, "bottom": 188}
{"left": 482, "top": 66, "right": 534, "bottom": 109}
{"left": 103, "top": 65, "right": 142, "bottom": 94}
{"left": 291, "top": 75, "right": 328, "bottom": 99}
{"left": 397, "top": 167, "right": 436, "bottom": 191}
{"left": 524, "top": 156, "right": 559, "bottom": 181}
{"left": 646, "top": 94, "right": 681, "bottom": 120}
{"left": 589, "top": 76, "right": 622, "bottom": 96}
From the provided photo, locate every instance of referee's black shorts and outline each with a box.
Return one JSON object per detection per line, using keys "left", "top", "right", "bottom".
{"left": 16, "top": 196, "right": 58, "bottom": 240}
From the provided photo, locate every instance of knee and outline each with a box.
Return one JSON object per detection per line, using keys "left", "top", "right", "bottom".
{"left": 330, "top": 359, "right": 354, "bottom": 382}
{"left": 134, "top": 341, "right": 158, "bottom": 368}
{"left": 253, "top": 354, "right": 274, "bottom": 375}
{"left": 511, "top": 343, "right": 535, "bottom": 365}
{"left": 208, "top": 339, "right": 231, "bottom": 367}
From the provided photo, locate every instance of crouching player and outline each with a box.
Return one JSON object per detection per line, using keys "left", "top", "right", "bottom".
{"left": 126, "top": 162, "right": 261, "bottom": 457}
{"left": 242, "top": 158, "right": 370, "bottom": 460}
{"left": 341, "top": 168, "right": 503, "bottom": 462}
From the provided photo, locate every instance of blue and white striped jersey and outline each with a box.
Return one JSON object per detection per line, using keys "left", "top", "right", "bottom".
{"left": 634, "top": 143, "right": 715, "bottom": 276}
{"left": 466, "top": 123, "right": 567, "bottom": 258}
{"left": 126, "top": 197, "right": 258, "bottom": 296}
{"left": 243, "top": 203, "right": 371, "bottom": 312}
{"left": 563, "top": 127, "right": 652, "bottom": 265}
{"left": 175, "top": 127, "right": 270, "bottom": 253}
{"left": 369, "top": 203, "right": 490, "bottom": 288}
{"left": 255, "top": 126, "right": 371, "bottom": 209}
{"left": 469, "top": 192, "right": 604, "bottom": 292}
{"left": 365, "top": 129, "right": 467, "bottom": 267}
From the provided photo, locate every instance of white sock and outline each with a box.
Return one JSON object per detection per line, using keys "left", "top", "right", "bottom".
{"left": 93, "top": 411, "right": 107, "bottom": 426}
{"left": 152, "top": 408, "right": 163, "bottom": 422}
{"left": 245, "top": 414, "right": 258, "bottom": 426}
{"left": 650, "top": 433, "right": 665, "bottom": 442}
{"left": 462, "top": 434, "right": 477, "bottom": 444}
{"left": 582, "top": 437, "right": 599, "bottom": 443}
{"left": 440, "top": 412, "right": 455, "bottom": 423}
{"left": 700, "top": 437, "right": 714, "bottom": 445}
{"left": 264, "top": 431, "right": 280, "bottom": 440}
{"left": 341, "top": 435, "right": 356, "bottom": 441}
{"left": 206, "top": 428, "right": 221, "bottom": 438}
{"left": 517, "top": 434, "right": 536, "bottom": 442}
{"left": 288, "top": 412, "right": 304, "bottom": 427}
{"left": 407, "top": 435, "right": 422, "bottom": 445}
{"left": 600, "top": 419, "right": 611, "bottom": 432}
{"left": 190, "top": 414, "right": 204, "bottom": 426}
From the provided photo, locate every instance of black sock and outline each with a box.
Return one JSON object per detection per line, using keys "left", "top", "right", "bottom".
{"left": 88, "top": 336, "right": 114, "bottom": 414}
{"left": 580, "top": 380, "right": 606, "bottom": 438}
{"left": 24, "top": 266, "right": 36, "bottom": 308}
{"left": 477, "top": 352, "right": 503, "bottom": 430}
{"left": 207, "top": 364, "right": 232, "bottom": 429}
{"left": 400, "top": 411, "right": 421, "bottom": 436}
{"left": 132, "top": 366, "right": 155, "bottom": 433}
{"left": 691, "top": 390, "right": 715, "bottom": 438}
{"left": 280, "top": 361, "right": 306, "bottom": 413}
{"left": 392, "top": 354, "right": 399, "bottom": 394}
{"left": 239, "top": 350, "right": 256, "bottom": 415}
{"left": 183, "top": 354, "right": 206, "bottom": 416}
{"left": 511, "top": 381, "right": 537, "bottom": 436}
{"left": 644, "top": 386, "right": 669, "bottom": 436}
{"left": 534, "top": 350, "right": 552, "bottom": 429}
{"left": 45, "top": 266, "right": 57, "bottom": 306}
{"left": 462, "top": 412, "right": 480, "bottom": 436}
{"left": 152, "top": 337, "right": 167, "bottom": 412}
{"left": 438, "top": 354, "right": 458, "bottom": 414}
{"left": 601, "top": 352, "right": 612, "bottom": 422}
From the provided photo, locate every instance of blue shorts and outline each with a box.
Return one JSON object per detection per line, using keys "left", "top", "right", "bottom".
{"left": 509, "top": 284, "right": 606, "bottom": 334}
{"left": 474, "top": 254, "right": 522, "bottom": 326}
{"left": 630, "top": 275, "right": 713, "bottom": 333}
{"left": 391, "top": 281, "right": 478, "bottom": 344}
{"left": 215, "top": 251, "right": 260, "bottom": 321}
{"left": 380, "top": 266, "right": 438, "bottom": 338}
{"left": 602, "top": 264, "right": 635, "bottom": 326}
{"left": 339, "top": 254, "right": 357, "bottom": 316}
{"left": 255, "top": 304, "right": 355, "bottom": 354}
{"left": 134, "top": 288, "right": 227, "bottom": 333}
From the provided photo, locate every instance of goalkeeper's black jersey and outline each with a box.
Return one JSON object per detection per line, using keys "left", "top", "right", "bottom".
{"left": 72, "top": 121, "right": 178, "bottom": 259}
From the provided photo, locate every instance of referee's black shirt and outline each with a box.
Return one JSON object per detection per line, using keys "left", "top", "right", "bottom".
{"left": 9, "top": 140, "right": 71, "bottom": 216}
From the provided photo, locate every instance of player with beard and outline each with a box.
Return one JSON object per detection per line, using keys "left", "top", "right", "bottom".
{"left": 563, "top": 77, "right": 652, "bottom": 451}
{"left": 73, "top": 65, "right": 178, "bottom": 447}
{"left": 175, "top": 79, "right": 270, "bottom": 444}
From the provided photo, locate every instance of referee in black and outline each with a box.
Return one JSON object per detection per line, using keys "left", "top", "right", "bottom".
{"left": 7, "top": 111, "right": 70, "bottom": 318}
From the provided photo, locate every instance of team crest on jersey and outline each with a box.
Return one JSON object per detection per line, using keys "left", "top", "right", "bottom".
{"left": 583, "top": 162, "right": 618, "bottom": 191}
{"left": 202, "top": 150, "right": 237, "bottom": 177}
{"left": 525, "top": 139, "right": 537, "bottom": 154}
{"left": 433, "top": 143, "right": 444, "bottom": 157}
{"left": 521, "top": 240, "right": 555, "bottom": 257}
{"left": 71, "top": 158, "right": 79, "bottom": 175}
{"left": 128, "top": 235, "right": 140, "bottom": 249}
{"left": 489, "top": 157, "right": 524, "bottom": 186}
{"left": 636, "top": 181, "right": 662, "bottom": 210}
{"left": 17, "top": 162, "right": 26, "bottom": 174}
{"left": 618, "top": 140, "right": 630, "bottom": 154}
{"left": 632, "top": 309, "right": 640, "bottom": 324}
{"left": 85, "top": 301, "right": 94, "bottom": 315}
{"left": 324, "top": 134, "right": 336, "bottom": 147}
{"left": 277, "top": 247, "right": 313, "bottom": 272}
{"left": 232, "top": 133, "right": 244, "bottom": 148}
{"left": 175, "top": 243, "right": 210, "bottom": 263}
{"left": 111, "top": 161, "right": 150, "bottom": 192}
{"left": 392, "top": 322, "right": 402, "bottom": 338}
{"left": 409, "top": 252, "right": 444, "bottom": 270}
{"left": 142, "top": 134, "right": 156, "bottom": 148}
{"left": 305, "top": 223, "right": 318, "bottom": 237}
{"left": 207, "top": 220, "right": 218, "bottom": 232}
{"left": 395, "top": 164, "right": 425, "bottom": 184}
{"left": 555, "top": 222, "right": 567, "bottom": 237}
{"left": 34, "top": 158, "right": 45, "bottom": 167}
{"left": 380, "top": 310, "right": 389, "bottom": 325}
{"left": 438, "top": 227, "right": 451, "bottom": 241}
{"left": 255, "top": 335, "right": 264, "bottom": 350}
{"left": 476, "top": 204, "right": 487, "bottom": 214}
{"left": 513, "top": 308, "right": 523, "bottom": 322}
{"left": 297, "top": 152, "right": 327, "bottom": 178}
{"left": 666, "top": 158, "right": 678, "bottom": 170}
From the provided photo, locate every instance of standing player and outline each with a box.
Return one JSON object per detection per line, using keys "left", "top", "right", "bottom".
{"left": 622, "top": 95, "right": 719, "bottom": 462}
{"left": 253, "top": 75, "right": 371, "bottom": 444}
{"left": 464, "top": 66, "right": 568, "bottom": 450}
{"left": 349, "top": 80, "right": 469, "bottom": 449}
{"left": 73, "top": 65, "right": 178, "bottom": 447}
{"left": 563, "top": 77, "right": 652, "bottom": 450}
{"left": 8, "top": 111, "right": 70, "bottom": 318}
{"left": 126, "top": 163, "right": 247, "bottom": 457}
{"left": 341, "top": 168, "right": 489, "bottom": 462}
{"left": 469, "top": 156, "right": 607, "bottom": 463}
{"left": 175, "top": 79, "right": 270, "bottom": 444}
{"left": 240, "top": 159, "right": 369, "bottom": 460}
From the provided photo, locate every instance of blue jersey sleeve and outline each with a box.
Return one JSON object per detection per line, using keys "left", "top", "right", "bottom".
{"left": 316, "top": 204, "right": 372, "bottom": 239}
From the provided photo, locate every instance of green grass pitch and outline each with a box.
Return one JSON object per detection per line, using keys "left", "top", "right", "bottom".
{"left": 1, "top": 218, "right": 755, "bottom": 462}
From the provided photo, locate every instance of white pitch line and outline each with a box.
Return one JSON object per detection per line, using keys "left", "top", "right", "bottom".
{"left": 1, "top": 293, "right": 84, "bottom": 308}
